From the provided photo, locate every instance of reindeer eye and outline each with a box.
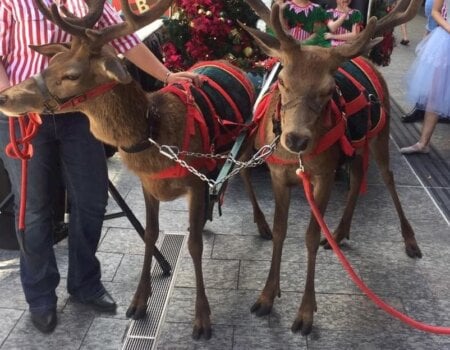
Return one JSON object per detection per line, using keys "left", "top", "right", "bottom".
{"left": 63, "top": 74, "right": 80, "bottom": 81}
{"left": 278, "top": 78, "right": 285, "bottom": 87}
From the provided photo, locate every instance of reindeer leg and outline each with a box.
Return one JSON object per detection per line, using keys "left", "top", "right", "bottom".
{"left": 370, "top": 131, "right": 422, "bottom": 258}
{"left": 321, "top": 156, "right": 363, "bottom": 248}
{"left": 292, "top": 173, "right": 334, "bottom": 335}
{"left": 251, "top": 174, "right": 290, "bottom": 316}
{"left": 187, "top": 183, "right": 211, "bottom": 340}
{"left": 241, "top": 167, "right": 272, "bottom": 240}
{"left": 126, "top": 188, "right": 160, "bottom": 319}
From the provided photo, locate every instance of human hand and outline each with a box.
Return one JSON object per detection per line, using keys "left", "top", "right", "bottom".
{"left": 166, "top": 71, "right": 202, "bottom": 87}
{"left": 324, "top": 32, "right": 333, "bottom": 40}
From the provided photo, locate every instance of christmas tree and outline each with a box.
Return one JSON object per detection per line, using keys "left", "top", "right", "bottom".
{"left": 161, "top": 0, "right": 267, "bottom": 72}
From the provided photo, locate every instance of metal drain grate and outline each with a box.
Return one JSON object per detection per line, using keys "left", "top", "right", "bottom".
{"left": 121, "top": 232, "right": 186, "bottom": 350}
{"left": 390, "top": 99, "right": 450, "bottom": 222}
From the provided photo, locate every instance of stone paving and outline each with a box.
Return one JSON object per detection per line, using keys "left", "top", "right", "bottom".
{"left": 1, "top": 7, "right": 450, "bottom": 350}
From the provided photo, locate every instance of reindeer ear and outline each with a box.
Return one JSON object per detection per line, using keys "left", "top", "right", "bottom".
{"left": 239, "top": 21, "right": 281, "bottom": 58}
{"left": 101, "top": 57, "right": 133, "bottom": 84}
{"left": 29, "top": 43, "right": 71, "bottom": 57}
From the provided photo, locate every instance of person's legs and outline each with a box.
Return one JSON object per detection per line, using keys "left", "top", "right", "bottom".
{"left": 400, "top": 23, "right": 409, "bottom": 45}
{"left": 400, "top": 111, "right": 439, "bottom": 154}
{"left": 55, "top": 113, "right": 109, "bottom": 302}
{"left": 0, "top": 114, "right": 60, "bottom": 313}
{"left": 419, "top": 111, "right": 439, "bottom": 147}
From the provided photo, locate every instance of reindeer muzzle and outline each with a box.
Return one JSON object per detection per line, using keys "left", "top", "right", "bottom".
{"left": 285, "top": 132, "right": 310, "bottom": 154}
{"left": 32, "top": 74, "right": 63, "bottom": 114}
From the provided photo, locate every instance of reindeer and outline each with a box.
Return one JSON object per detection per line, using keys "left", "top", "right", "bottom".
{"left": 237, "top": 0, "right": 423, "bottom": 335}
{"left": 0, "top": 0, "right": 259, "bottom": 340}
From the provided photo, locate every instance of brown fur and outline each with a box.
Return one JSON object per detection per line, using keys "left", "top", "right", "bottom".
{"left": 0, "top": 0, "right": 252, "bottom": 340}
{"left": 239, "top": 0, "right": 423, "bottom": 336}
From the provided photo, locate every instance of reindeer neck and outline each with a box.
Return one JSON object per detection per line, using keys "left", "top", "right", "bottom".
{"left": 80, "top": 82, "right": 153, "bottom": 149}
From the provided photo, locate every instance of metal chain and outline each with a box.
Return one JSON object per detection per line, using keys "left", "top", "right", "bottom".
{"left": 147, "top": 136, "right": 280, "bottom": 190}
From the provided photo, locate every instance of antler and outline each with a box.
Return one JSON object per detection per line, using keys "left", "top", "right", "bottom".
{"left": 34, "top": 0, "right": 105, "bottom": 30}
{"left": 87, "top": 0, "right": 173, "bottom": 48}
{"left": 332, "top": 0, "right": 422, "bottom": 59}
{"left": 34, "top": 0, "right": 173, "bottom": 50}
{"left": 372, "top": 0, "right": 422, "bottom": 37}
{"left": 242, "top": 0, "right": 271, "bottom": 25}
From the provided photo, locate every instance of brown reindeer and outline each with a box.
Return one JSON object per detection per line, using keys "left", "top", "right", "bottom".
{"left": 237, "top": 0, "right": 423, "bottom": 335}
{"left": 0, "top": 0, "right": 258, "bottom": 340}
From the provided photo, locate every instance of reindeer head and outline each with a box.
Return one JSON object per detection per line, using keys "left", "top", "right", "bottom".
{"left": 0, "top": 0, "right": 172, "bottom": 116}
{"left": 241, "top": 0, "right": 420, "bottom": 155}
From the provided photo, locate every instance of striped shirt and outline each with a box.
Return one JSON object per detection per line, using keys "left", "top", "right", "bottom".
{"left": 0, "top": 0, "right": 140, "bottom": 85}
{"left": 326, "top": 8, "right": 363, "bottom": 47}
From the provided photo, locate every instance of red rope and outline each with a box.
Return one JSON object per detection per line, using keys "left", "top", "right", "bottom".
{"left": 296, "top": 169, "right": 450, "bottom": 334}
{"left": 5, "top": 113, "right": 42, "bottom": 232}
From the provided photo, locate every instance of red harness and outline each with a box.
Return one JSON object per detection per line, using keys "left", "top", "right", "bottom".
{"left": 253, "top": 57, "right": 387, "bottom": 193}
{"left": 148, "top": 70, "right": 255, "bottom": 180}
{"left": 148, "top": 82, "right": 218, "bottom": 180}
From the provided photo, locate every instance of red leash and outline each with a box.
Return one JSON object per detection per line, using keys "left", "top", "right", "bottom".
{"left": 296, "top": 168, "right": 450, "bottom": 334}
{"left": 5, "top": 113, "right": 42, "bottom": 241}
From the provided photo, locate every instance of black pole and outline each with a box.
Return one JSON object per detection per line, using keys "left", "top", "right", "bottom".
{"left": 107, "top": 179, "right": 171, "bottom": 276}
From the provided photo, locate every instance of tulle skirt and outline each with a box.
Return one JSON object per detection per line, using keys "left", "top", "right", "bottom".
{"left": 406, "top": 27, "right": 450, "bottom": 119}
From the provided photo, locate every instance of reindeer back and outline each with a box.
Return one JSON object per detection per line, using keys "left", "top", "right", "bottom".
{"left": 162, "top": 61, "right": 256, "bottom": 154}
{"left": 333, "top": 57, "right": 387, "bottom": 148}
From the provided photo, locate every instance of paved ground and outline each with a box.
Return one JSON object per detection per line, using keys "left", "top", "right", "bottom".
{"left": 1, "top": 6, "right": 450, "bottom": 350}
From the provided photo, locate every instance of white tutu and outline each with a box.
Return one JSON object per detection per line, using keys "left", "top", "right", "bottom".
{"left": 406, "top": 27, "right": 450, "bottom": 118}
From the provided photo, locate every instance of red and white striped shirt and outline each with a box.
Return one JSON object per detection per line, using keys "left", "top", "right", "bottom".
{"left": 0, "top": 0, "right": 140, "bottom": 85}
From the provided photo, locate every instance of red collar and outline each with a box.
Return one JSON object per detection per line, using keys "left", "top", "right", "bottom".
{"left": 58, "top": 81, "right": 118, "bottom": 110}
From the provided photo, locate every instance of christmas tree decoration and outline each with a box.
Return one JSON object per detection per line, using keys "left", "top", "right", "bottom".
{"left": 162, "top": 0, "right": 267, "bottom": 72}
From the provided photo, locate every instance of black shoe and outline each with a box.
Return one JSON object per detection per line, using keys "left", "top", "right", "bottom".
{"left": 401, "top": 108, "right": 425, "bottom": 123}
{"left": 400, "top": 39, "right": 410, "bottom": 46}
{"left": 85, "top": 291, "right": 117, "bottom": 312}
{"left": 30, "top": 309, "right": 57, "bottom": 333}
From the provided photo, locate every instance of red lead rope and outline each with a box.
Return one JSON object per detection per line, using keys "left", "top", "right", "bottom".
{"left": 296, "top": 168, "right": 450, "bottom": 334}
{"left": 5, "top": 113, "right": 42, "bottom": 237}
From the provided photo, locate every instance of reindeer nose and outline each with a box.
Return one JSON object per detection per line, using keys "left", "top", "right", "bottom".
{"left": 0, "top": 94, "right": 6, "bottom": 105}
{"left": 285, "top": 132, "right": 310, "bottom": 153}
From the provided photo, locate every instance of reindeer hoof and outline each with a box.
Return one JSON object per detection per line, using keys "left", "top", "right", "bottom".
{"left": 126, "top": 305, "right": 146, "bottom": 319}
{"left": 192, "top": 324, "right": 212, "bottom": 340}
{"left": 405, "top": 244, "right": 422, "bottom": 259}
{"left": 256, "top": 221, "right": 272, "bottom": 240}
{"left": 291, "top": 318, "right": 313, "bottom": 336}
{"left": 259, "top": 228, "right": 273, "bottom": 240}
{"left": 125, "top": 306, "right": 136, "bottom": 318}
{"left": 320, "top": 234, "right": 348, "bottom": 249}
{"left": 250, "top": 300, "right": 272, "bottom": 317}
{"left": 320, "top": 238, "right": 332, "bottom": 249}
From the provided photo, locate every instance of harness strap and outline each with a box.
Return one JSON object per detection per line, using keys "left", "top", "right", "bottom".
{"left": 148, "top": 83, "right": 217, "bottom": 180}
{"left": 190, "top": 61, "right": 256, "bottom": 104}
{"left": 58, "top": 81, "right": 118, "bottom": 110}
{"left": 309, "top": 102, "right": 354, "bottom": 158}
{"left": 336, "top": 67, "right": 369, "bottom": 116}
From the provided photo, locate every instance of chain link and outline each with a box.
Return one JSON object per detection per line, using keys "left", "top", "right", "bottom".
{"left": 147, "top": 136, "right": 280, "bottom": 190}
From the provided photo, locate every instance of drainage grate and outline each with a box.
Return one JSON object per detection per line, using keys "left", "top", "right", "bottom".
{"left": 390, "top": 99, "right": 450, "bottom": 221}
{"left": 121, "top": 232, "right": 186, "bottom": 350}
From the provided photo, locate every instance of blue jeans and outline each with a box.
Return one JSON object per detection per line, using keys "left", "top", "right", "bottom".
{"left": 0, "top": 112, "right": 108, "bottom": 312}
